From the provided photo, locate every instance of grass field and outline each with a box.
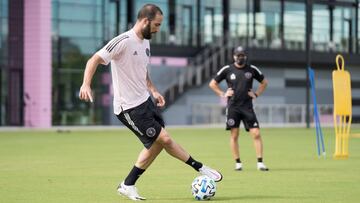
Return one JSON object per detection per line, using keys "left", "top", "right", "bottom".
{"left": 1, "top": 127, "right": 360, "bottom": 203}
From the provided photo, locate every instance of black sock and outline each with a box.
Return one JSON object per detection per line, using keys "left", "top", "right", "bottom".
{"left": 257, "top": 157, "right": 263, "bottom": 163}
{"left": 186, "top": 156, "right": 203, "bottom": 171}
{"left": 235, "top": 158, "right": 241, "bottom": 163}
{"left": 124, "top": 166, "right": 145, "bottom": 186}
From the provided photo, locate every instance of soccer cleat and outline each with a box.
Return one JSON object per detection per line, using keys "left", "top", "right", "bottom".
{"left": 117, "top": 181, "right": 146, "bottom": 201}
{"left": 199, "top": 165, "right": 223, "bottom": 182}
{"left": 235, "top": 163, "right": 243, "bottom": 171}
{"left": 257, "top": 162, "right": 269, "bottom": 171}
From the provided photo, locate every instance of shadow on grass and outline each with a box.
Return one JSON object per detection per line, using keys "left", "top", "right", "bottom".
{"left": 213, "top": 194, "right": 313, "bottom": 201}
{"left": 272, "top": 167, "right": 334, "bottom": 172}
{"left": 147, "top": 195, "right": 313, "bottom": 202}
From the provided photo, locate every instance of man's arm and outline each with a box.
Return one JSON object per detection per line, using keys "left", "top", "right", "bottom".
{"left": 146, "top": 72, "right": 165, "bottom": 107}
{"left": 249, "top": 78, "right": 268, "bottom": 99}
{"left": 79, "top": 54, "right": 105, "bottom": 102}
{"left": 209, "top": 79, "right": 233, "bottom": 97}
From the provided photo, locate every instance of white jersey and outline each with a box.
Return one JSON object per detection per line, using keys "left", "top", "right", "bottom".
{"left": 96, "top": 29, "right": 151, "bottom": 114}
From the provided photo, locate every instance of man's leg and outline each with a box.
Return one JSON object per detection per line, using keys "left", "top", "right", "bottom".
{"left": 155, "top": 128, "right": 223, "bottom": 181}
{"left": 124, "top": 141, "right": 163, "bottom": 186}
{"left": 249, "top": 128, "right": 263, "bottom": 158}
{"left": 249, "top": 128, "right": 268, "bottom": 171}
{"left": 230, "top": 128, "right": 240, "bottom": 160}
{"left": 230, "top": 128, "right": 242, "bottom": 170}
{"left": 118, "top": 142, "right": 164, "bottom": 200}
{"left": 135, "top": 142, "right": 164, "bottom": 169}
{"left": 155, "top": 128, "right": 190, "bottom": 162}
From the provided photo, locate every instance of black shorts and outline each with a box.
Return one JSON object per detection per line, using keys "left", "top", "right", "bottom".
{"left": 226, "top": 106, "right": 259, "bottom": 131}
{"left": 116, "top": 97, "right": 165, "bottom": 149}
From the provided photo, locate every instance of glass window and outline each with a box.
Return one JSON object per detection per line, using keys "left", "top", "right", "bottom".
{"left": 135, "top": 0, "right": 169, "bottom": 45}
{"left": 59, "top": 21, "right": 102, "bottom": 38}
{"left": 95, "top": 0, "right": 128, "bottom": 39}
{"left": 0, "top": 0, "right": 8, "bottom": 16}
{"left": 59, "top": 4, "right": 99, "bottom": 21}
{"left": 229, "top": 0, "right": 249, "bottom": 45}
{"left": 103, "top": 0, "right": 123, "bottom": 39}
{"left": 313, "top": 4, "right": 330, "bottom": 52}
{"left": 119, "top": 0, "right": 128, "bottom": 33}
{"left": 175, "top": 1, "right": 196, "bottom": 46}
{"left": 58, "top": 0, "right": 102, "bottom": 5}
{"left": 0, "top": 0, "right": 8, "bottom": 126}
{"left": 180, "top": 5, "right": 194, "bottom": 46}
{"left": 0, "top": 0, "right": 8, "bottom": 50}
{"left": 0, "top": 68, "right": 6, "bottom": 126}
{"left": 254, "top": 0, "right": 281, "bottom": 49}
{"left": 333, "top": 6, "right": 355, "bottom": 53}
{"left": 164, "top": 0, "right": 223, "bottom": 46}
{"left": 52, "top": 0, "right": 112, "bottom": 125}
{"left": 201, "top": 0, "right": 222, "bottom": 46}
{"left": 284, "top": 2, "right": 305, "bottom": 50}
{"left": 335, "top": 0, "right": 357, "bottom": 2}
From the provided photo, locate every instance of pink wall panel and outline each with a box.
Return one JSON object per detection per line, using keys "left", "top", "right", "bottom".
{"left": 150, "top": 56, "right": 188, "bottom": 67}
{"left": 24, "top": 0, "right": 52, "bottom": 127}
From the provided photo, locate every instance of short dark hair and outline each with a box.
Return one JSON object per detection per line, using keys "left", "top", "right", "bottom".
{"left": 233, "top": 46, "right": 247, "bottom": 56}
{"left": 137, "top": 4, "right": 163, "bottom": 20}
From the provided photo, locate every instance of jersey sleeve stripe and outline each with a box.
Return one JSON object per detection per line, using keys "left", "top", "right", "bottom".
{"left": 106, "top": 35, "right": 128, "bottom": 50}
{"left": 105, "top": 36, "right": 123, "bottom": 51}
{"left": 250, "top": 65, "right": 262, "bottom": 75}
{"left": 216, "top": 65, "right": 230, "bottom": 75}
{"left": 106, "top": 35, "right": 129, "bottom": 52}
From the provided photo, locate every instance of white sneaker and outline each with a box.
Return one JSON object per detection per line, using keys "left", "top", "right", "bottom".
{"left": 199, "top": 165, "right": 223, "bottom": 182}
{"left": 235, "top": 163, "right": 243, "bottom": 171}
{"left": 117, "top": 181, "right": 146, "bottom": 201}
{"left": 257, "top": 162, "right": 269, "bottom": 171}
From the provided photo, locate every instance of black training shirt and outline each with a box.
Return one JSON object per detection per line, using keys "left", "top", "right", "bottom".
{"left": 214, "top": 63, "right": 264, "bottom": 108}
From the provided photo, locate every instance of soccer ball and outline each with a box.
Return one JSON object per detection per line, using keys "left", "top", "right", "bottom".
{"left": 191, "top": 175, "right": 216, "bottom": 200}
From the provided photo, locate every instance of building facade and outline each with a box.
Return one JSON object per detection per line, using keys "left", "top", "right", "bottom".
{"left": 0, "top": 0, "right": 360, "bottom": 126}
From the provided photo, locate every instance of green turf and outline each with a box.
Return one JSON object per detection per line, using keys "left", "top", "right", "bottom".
{"left": 1, "top": 127, "right": 360, "bottom": 203}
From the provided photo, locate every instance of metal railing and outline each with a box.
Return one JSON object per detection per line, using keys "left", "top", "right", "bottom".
{"left": 163, "top": 37, "right": 234, "bottom": 107}
{"left": 191, "top": 103, "right": 334, "bottom": 127}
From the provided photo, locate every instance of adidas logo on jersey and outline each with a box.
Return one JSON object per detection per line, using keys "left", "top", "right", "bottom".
{"left": 133, "top": 51, "right": 138, "bottom": 55}
{"left": 253, "top": 122, "right": 258, "bottom": 127}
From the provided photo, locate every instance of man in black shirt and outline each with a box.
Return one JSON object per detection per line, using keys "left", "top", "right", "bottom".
{"left": 209, "top": 46, "right": 269, "bottom": 171}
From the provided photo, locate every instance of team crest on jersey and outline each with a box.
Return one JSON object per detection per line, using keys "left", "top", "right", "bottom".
{"left": 230, "top": 73, "right": 236, "bottom": 80}
{"left": 146, "top": 127, "right": 156, "bottom": 137}
{"left": 245, "top": 72, "right": 252, "bottom": 79}
{"left": 227, "top": 118, "right": 235, "bottom": 126}
{"left": 146, "top": 48, "right": 150, "bottom": 57}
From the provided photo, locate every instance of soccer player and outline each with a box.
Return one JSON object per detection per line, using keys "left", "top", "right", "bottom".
{"left": 79, "top": 4, "right": 222, "bottom": 201}
{"left": 209, "top": 46, "right": 269, "bottom": 171}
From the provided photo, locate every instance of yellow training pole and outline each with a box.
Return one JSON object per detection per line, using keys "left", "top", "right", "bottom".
{"left": 332, "top": 55, "right": 352, "bottom": 159}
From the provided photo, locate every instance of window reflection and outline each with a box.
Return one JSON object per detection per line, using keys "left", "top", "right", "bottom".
{"left": 313, "top": 4, "right": 330, "bottom": 52}
{"left": 47, "top": 0, "right": 360, "bottom": 125}
{"left": 176, "top": 1, "right": 196, "bottom": 46}
{"left": 254, "top": 0, "right": 281, "bottom": 49}
{"left": 51, "top": 0, "right": 122, "bottom": 125}
{"left": 135, "top": 0, "right": 169, "bottom": 44}
{"left": 312, "top": 3, "right": 356, "bottom": 53}
{"left": 229, "top": 0, "right": 250, "bottom": 46}
{"left": 333, "top": 6, "right": 355, "bottom": 53}
{"left": 181, "top": 5, "right": 193, "bottom": 46}
{"left": 206, "top": 0, "right": 223, "bottom": 46}
{"left": 284, "top": 2, "right": 305, "bottom": 50}
{"left": 204, "top": 7, "right": 215, "bottom": 44}
{"left": 0, "top": 0, "right": 8, "bottom": 126}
